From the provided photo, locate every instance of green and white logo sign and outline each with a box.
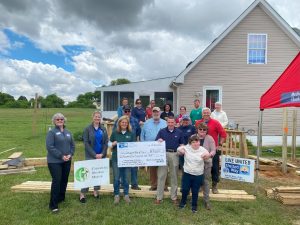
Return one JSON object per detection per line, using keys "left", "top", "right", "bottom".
{"left": 75, "top": 167, "right": 89, "bottom": 182}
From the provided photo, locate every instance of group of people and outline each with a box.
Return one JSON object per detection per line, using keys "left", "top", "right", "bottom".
{"left": 46, "top": 98, "right": 228, "bottom": 213}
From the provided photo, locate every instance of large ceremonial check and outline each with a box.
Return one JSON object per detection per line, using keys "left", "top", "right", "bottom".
{"left": 221, "top": 155, "right": 255, "bottom": 183}
{"left": 73, "top": 158, "right": 110, "bottom": 189}
{"left": 117, "top": 141, "right": 167, "bottom": 167}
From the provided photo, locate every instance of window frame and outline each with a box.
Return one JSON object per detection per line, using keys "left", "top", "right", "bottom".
{"left": 247, "top": 33, "right": 268, "bottom": 65}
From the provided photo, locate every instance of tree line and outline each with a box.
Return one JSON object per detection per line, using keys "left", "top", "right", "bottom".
{"left": 0, "top": 91, "right": 101, "bottom": 108}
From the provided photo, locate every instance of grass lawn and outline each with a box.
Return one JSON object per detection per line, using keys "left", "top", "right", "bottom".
{"left": 1, "top": 108, "right": 300, "bottom": 225}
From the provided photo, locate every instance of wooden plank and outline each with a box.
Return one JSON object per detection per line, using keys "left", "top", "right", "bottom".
{"left": 8, "top": 152, "right": 23, "bottom": 159}
{"left": 296, "top": 171, "right": 300, "bottom": 176}
{"left": 248, "top": 155, "right": 280, "bottom": 165}
{"left": 274, "top": 186, "right": 300, "bottom": 193}
{"left": 0, "top": 166, "right": 35, "bottom": 175}
{"left": 0, "top": 164, "right": 9, "bottom": 170}
{"left": 11, "top": 181, "right": 255, "bottom": 201}
{"left": 24, "top": 157, "right": 47, "bottom": 167}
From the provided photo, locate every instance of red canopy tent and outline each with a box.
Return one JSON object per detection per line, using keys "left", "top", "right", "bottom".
{"left": 257, "top": 52, "right": 300, "bottom": 176}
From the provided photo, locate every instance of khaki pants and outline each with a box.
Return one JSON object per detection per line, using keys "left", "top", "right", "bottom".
{"left": 203, "top": 159, "right": 212, "bottom": 203}
{"left": 156, "top": 152, "right": 179, "bottom": 200}
{"left": 150, "top": 167, "right": 168, "bottom": 189}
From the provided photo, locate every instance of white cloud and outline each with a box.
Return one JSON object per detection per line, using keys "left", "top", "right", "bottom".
{"left": 0, "top": 31, "right": 10, "bottom": 54}
{"left": 0, "top": 59, "right": 95, "bottom": 101}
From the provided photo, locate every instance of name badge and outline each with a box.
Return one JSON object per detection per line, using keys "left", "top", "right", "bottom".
{"left": 55, "top": 132, "right": 61, "bottom": 135}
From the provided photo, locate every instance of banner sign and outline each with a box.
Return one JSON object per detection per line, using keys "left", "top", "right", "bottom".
{"left": 74, "top": 158, "right": 110, "bottom": 189}
{"left": 117, "top": 141, "right": 167, "bottom": 167}
{"left": 281, "top": 91, "right": 300, "bottom": 104}
{"left": 221, "top": 155, "right": 255, "bottom": 183}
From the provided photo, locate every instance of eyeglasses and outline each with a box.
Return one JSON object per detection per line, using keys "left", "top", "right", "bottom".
{"left": 124, "top": 110, "right": 131, "bottom": 113}
{"left": 198, "top": 128, "right": 207, "bottom": 131}
{"left": 56, "top": 118, "right": 64, "bottom": 121}
{"left": 136, "top": 102, "right": 142, "bottom": 104}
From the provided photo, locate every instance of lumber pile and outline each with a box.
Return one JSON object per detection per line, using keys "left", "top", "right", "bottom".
{"left": 248, "top": 155, "right": 299, "bottom": 171}
{"left": 0, "top": 152, "right": 36, "bottom": 175}
{"left": 24, "top": 157, "right": 47, "bottom": 167}
{"left": 11, "top": 181, "right": 256, "bottom": 201}
{"left": 265, "top": 186, "right": 300, "bottom": 205}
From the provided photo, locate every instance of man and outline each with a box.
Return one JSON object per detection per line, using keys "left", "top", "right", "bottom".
{"left": 117, "top": 97, "right": 129, "bottom": 118}
{"left": 114, "top": 105, "right": 141, "bottom": 190}
{"left": 155, "top": 116, "right": 184, "bottom": 205}
{"left": 140, "top": 107, "right": 167, "bottom": 191}
{"left": 195, "top": 108, "right": 226, "bottom": 194}
{"left": 177, "top": 115, "right": 196, "bottom": 170}
{"left": 190, "top": 99, "right": 202, "bottom": 125}
{"left": 211, "top": 101, "right": 229, "bottom": 128}
{"left": 146, "top": 100, "right": 156, "bottom": 119}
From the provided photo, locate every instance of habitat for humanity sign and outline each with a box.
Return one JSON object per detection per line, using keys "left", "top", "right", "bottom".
{"left": 74, "top": 158, "right": 110, "bottom": 189}
{"left": 117, "top": 141, "right": 166, "bottom": 167}
{"left": 221, "top": 155, "right": 255, "bottom": 183}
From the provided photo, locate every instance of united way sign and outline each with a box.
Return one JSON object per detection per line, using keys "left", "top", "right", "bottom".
{"left": 221, "top": 156, "right": 255, "bottom": 183}
{"left": 281, "top": 90, "right": 300, "bottom": 104}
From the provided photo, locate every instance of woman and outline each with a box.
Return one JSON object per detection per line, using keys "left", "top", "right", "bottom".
{"left": 79, "top": 111, "right": 108, "bottom": 203}
{"left": 196, "top": 122, "right": 216, "bottom": 210}
{"left": 46, "top": 113, "right": 75, "bottom": 213}
{"left": 131, "top": 98, "right": 146, "bottom": 125}
{"left": 110, "top": 115, "right": 135, "bottom": 204}
{"left": 177, "top": 135, "right": 209, "bottom": 213}
{"left": 175, "top": 106, "right": 187, "bottom": 126}
{"left": 160, "top": 103, "right": 174, "bottom": 120}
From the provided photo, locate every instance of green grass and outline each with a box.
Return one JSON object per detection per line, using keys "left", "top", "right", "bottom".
{"left": 1, "top": 108, "right": 300, "bottom": 225}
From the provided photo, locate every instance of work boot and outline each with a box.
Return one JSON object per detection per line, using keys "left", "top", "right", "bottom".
{"left": 204, "top": 201, "right": 211, "bottom": 210}
{"left": 212, "top": 182, "right": 219, "bottom": 194}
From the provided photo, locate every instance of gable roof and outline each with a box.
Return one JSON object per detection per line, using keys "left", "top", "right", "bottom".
{"left": 173, "top": 0, "right": 300, "bottom": 84}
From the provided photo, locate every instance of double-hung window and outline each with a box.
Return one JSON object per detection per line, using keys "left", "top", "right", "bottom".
{"left": 247, "top": 34, "right": 267, "bottom": 64}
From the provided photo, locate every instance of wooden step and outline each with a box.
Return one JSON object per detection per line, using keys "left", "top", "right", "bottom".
{"left": 8, "top": 152, "right": 23, "bottom": 159}
{"left": 0, "top": 166, "right": 36, "bottom": 175}
{"left": 11, "top": 181, "right": 255, "bottom": 201}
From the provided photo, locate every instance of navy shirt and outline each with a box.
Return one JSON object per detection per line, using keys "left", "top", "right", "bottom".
{"left": 155, "top": 127, "right": 184, "bottom": 150}
{"left": 178, "top": 124, "right": 196, "bottom": 145}
{"left": 94, "top": 128, "right": 103, "bottom": 154}
{"left": 131, "top": 107, "right": 146, "bottom": 122}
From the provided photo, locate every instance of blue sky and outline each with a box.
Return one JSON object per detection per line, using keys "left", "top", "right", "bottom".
{"left": 1, "top": 29, "right": 86, "bottom": 72}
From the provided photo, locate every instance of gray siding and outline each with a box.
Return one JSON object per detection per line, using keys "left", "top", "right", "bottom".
{"left": 178, "top": 5, "right": 300, "bottom": 136}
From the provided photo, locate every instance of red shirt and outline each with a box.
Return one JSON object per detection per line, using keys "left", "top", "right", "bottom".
{"left": 146, "top": 107, "right": 153, "bottom": 119}
{"left": 195, "top": 118, "right": 226, "bottom": 147}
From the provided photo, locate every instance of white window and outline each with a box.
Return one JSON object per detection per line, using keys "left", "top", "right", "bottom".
{"left": 247, "top": 34, "right": 267, "bottom": 64}
{"left": 202, "top": 86, "right": 222, "bottom": 111}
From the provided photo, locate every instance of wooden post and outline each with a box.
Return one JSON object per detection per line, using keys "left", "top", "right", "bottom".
{"left": 291, "top": 110, "right": 297, "bottom": 161}
{"left": 282, "top": 108, "right": 288, "bottom": 174}
{"left": 32, "top": 93, "right": 38, "bottom": 136}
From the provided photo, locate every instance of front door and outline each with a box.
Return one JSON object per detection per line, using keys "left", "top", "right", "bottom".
{"left": 203, "top": 86, "right": 222, "bottom": 111}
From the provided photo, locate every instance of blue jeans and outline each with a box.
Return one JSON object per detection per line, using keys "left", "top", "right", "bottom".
{"left": 112, "top": 158, "right": 129, "bottom": 196}
{"left": 180, "top": 172, "right": 204, "bottom": 209}
{"left": 130, "top": 167, "right": 138, "bottom": 187}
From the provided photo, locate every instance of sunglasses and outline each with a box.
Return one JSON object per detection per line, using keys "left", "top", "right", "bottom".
{"left": 198, "top": 128, "right": 207, "bottom": 131}
{"left": 56, "top": 118, "right": 64, "bottom": 121}
{"left": 136, "top": 102, "right": 142, "bottom": 104}
{"left": 124, "top": 110, "right": 131, "bottom": 113}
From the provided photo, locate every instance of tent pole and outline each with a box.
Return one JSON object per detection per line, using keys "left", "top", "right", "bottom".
{"left": 282, "top": 108, "right": 288, "bottom": 173}
{"left": 255, "top": 110, "right": 263, "bottom": 196}
{"left": 291, "top": 109, "right": 297, "bottom": 161}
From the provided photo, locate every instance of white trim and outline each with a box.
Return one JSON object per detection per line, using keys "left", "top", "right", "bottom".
{"left": 173, "top": 0, "right": 300, "bottom": 84}
{"left": 247, "top": 33, "right": 268, "bottom": 64}
{"left": 202, "top": 86, "right": 223, "bottom": 108}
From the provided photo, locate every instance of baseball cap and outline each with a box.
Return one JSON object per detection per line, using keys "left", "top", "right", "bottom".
{"left": 182, "top": 115, "right": 190, "bottom": 120}
{"left": 152, "top": 107, "right": 160, "bottom": 112}
{"left": 123, "top": 105, "right": 131, "bottom": 111}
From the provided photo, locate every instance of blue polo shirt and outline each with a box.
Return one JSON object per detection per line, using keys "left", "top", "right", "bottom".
{"left": 131, "top": 107, "right": 146, "bottom": 122}
{"left": 94, "top": 128, "right": 103, "bottom": 154}
{"left": 155, "top": 127, "right": 184, "bottom": 150}
{"left": 178, "top": 124, "right": 196, "bottom": 145}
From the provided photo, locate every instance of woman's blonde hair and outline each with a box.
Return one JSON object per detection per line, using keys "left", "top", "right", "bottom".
{"left": 117, "top": 116, "right": 132, "bottom": 133}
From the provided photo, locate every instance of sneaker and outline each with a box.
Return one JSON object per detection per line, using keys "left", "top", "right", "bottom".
{"left": 93, "top": 191, "right": 99, "bottom": 199}
{"left": 164, "top": 187, "right": 169, "bottom": 192}
{"left": 51, "top": 208, "right": 59, "bottom": 213}
{"left": 192, "top": 209, "right": 197, "bottom": 213}
{"left": 124, "top": 195, "right": 131, "bottom": 203}
{"left": 79, "top": 197, "right": 86, "bottom": 204}
{"left": 131, "top": 185, "right": 141, "bottom": 190}
{"left": 114, "top": 195, "right": 120, "bottom": 204}
{"left": 178, "top": 204, "right": 186, "bottom": 209}
{"left": 149, "top": 187, "right": 157, "bottom": 191}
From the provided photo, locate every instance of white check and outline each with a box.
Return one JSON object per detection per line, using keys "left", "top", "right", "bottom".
{"left": 117, "top": 141, "right": 167, "bottom": 167}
